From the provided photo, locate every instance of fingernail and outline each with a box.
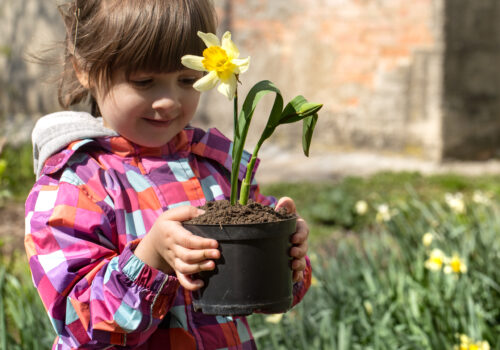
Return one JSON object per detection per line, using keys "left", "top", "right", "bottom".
{"left": 197, "top": 209, "right": 206, "bottom": 215}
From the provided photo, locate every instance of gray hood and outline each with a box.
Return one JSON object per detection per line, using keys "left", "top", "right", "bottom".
{"left": 32, "top": 111, "right": 118, "bottom": 179}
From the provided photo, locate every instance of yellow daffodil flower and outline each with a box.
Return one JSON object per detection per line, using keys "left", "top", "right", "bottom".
{"left": 311, "top": 276, "right": 319, "bottom": 286}
{"left": 454, "top": 334, "right": 490, "bottom": 350}
{"left": 425, "top": 248, "right": 445, "bottom": 271}
{"left": 363, "top": 300, "right": 373, "bottom": 316}
{"left": 265, "top": 313, "right": 283, "bottom": 324}
{"left": 181, "top": 31, "right": 250, "bottom": 100}
{"left": 422, "top": 232, "right": 434, "bottom": 247}
{"left": 444, "top": 254, "right": 467, "bottom": 274}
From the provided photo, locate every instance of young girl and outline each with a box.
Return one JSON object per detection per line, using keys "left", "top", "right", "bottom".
{"left": 26, "top": 0, "right": 311, "bottom": 348}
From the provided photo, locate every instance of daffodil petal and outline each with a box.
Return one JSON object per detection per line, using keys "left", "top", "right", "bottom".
{"left": 217, "top": 74, "right": 237, "bottom": 100}
{"left": 181, "top": 55, "right": 206, "bottom": 71}
{"left": 193, "top": 71, "right": 219, "bottom": 92}
{"left": 197, "top": 31, "right": 220, "bottom": 48}
{"left": 233, "top": 57, "right": 250, "bottom": 74}
{"left": 221, "top": 31, "right": 240, "bottom": 58}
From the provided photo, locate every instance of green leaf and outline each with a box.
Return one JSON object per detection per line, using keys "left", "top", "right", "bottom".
{"left": 280, "top": 96, "right": 323, "bottom": 125}
{"left": 231, "top": 80, "right": 283, "bottom": 204}
{"left": 302, "top": 113, "right": 318, "bottom": 156}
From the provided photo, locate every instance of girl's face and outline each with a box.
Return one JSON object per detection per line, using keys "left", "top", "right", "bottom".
{"left": 94, "top": 69, "right": 204, "bottom": 147}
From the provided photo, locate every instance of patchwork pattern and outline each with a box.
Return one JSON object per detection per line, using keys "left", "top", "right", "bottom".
{"left": 25, "top": 127, "right": 311, "bottom": 349}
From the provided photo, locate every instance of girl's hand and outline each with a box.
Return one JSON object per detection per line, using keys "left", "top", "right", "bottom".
{"left": 275, "top": 197, "right": 309, "bottom": 283}
{"left": 134, "top": 206, "right": 220, "bottom": 291}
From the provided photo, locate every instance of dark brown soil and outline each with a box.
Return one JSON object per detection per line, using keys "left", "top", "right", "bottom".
{"left": 186, "top": 200, "right": 296, "bottom": 225}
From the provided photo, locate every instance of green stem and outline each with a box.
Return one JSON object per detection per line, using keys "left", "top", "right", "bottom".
{"left": 230, "top": 88, "right": 239, "bottom": 205}
{"left": 239, "top": 143, "right": 261, "bottom": 205}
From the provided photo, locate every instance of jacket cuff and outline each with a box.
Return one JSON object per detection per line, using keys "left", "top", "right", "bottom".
{"left": 120, "top": 239, "right": 179, "bottom": 295}
{"left": 292, "top": 255, "right": 312, "bottom": 306}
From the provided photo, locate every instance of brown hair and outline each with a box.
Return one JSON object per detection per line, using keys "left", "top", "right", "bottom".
{"left": 57, "top": 0, "right": 217, "bottom": 115}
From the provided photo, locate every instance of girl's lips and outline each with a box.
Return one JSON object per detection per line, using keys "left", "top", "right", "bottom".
{"left": 144, "top": 118, "right": 172, "bottom": 128}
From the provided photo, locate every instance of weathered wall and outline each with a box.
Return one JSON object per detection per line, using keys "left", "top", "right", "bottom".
{"left": 199, "top": 0, "right": 445, "bottom": 160}
{"left": 442, "top": 0, "right": 500, "bottom": 160}
{"left": 0, "top": 0, "right": 62, "bottom": 143}
{"left": 2, "top": 0, "right": 498, "bottom": 162}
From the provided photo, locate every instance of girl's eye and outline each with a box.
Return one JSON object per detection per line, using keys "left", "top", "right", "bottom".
{"left": 179, "top": 76, "right": 199, "bottom": 87}
{"left": 130, "top": 78, "right": 153, "bottom": 88}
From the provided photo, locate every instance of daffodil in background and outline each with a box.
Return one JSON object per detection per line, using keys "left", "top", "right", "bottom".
{"left": 422, "top": 232, "right": 434, "bottom": 247}
{"left": 265, "top": 313, "right": 283, "bottom": 324}
{"left": 454, "top": 334, "right": 490, "bottom": 350}
{"left": 445, "top": 192, "right": 466, "bottom": 214}
{"left": 424, "top": 248, "right": 446, "bottom": 271}
{"left": 355, "top": 200, "right": 368, "bottom": 215}
{"left": 376, "top": 204, "right": 397, "bottom": 222}
{"left": 181, "top": 31, "right": 250, "bottom": 100}
{"left": 444, "top": 254, "right": 467, "bottom": 274}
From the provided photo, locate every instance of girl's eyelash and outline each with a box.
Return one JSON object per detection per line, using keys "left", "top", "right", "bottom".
{"left": 179, "top": 77, "right": 198, "bottom": 85}
{"left": 130, "top": 78, "right": 153, "bottom": 87}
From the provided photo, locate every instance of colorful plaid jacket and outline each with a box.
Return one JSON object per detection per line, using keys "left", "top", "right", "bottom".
{"left": 25, "top": 126, "right": 312, "bottom": 349}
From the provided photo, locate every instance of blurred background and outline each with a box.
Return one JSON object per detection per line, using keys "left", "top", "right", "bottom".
{"left": 3, "top": 0, "right": 500, "bottom": 164}
{"left": 0, "top": 1, "right": 499, "bottom": 349}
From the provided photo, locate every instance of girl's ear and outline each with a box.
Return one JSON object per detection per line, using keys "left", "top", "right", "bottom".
{"left": 72, "top": 58, "right": 90, "bottom": 88}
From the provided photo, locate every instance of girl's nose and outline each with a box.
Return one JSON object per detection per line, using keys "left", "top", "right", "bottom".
{"left": 152, "top": 95, "right": 181, "bottom": 117}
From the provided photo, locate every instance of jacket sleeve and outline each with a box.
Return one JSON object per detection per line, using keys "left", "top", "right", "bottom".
{"left": 291, "top": 256, "right": 312, "bottom": 306}
{"left": 25, "top": 176, "right": 179, "bottom": 348}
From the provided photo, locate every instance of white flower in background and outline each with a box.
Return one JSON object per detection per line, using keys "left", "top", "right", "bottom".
{"left": 376, "top": 204, "right": 396, "bottom": 222}
{"left": 422, "top": 232, "right": 434, "bottom": 247}
{"left": 424, "top": 248, "right": 446, "bottom": 271}
{"left": 363, "top": 300, "right": 373, "bottom": 316}
{"left": 265, "top": 313, "right": 283, "bottom": 324}
{"left": 472, "top": 190, "right": 491, "bottom": 205}
{"left": 355, "top": 200, "right": 368, "bottom": 215}
{"left": 445, "top": 192, "right": 465, "bottom": 214}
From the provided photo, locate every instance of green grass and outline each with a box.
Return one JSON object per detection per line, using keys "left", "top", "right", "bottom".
{"left": 0, "top": 253, "right": 54, "bottom": 349}
{"left": 262, "top": 172, "right": 500, "bottom": 240}
{"left": 0, "top": 142, "right": 35, "bottom": 204}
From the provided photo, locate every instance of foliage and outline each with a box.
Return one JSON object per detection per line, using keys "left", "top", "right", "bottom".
{"left": 250, "top": 182, "right": 500, "bottom": 349}
{"left": 0, "top": 253, "right": 54, "bottom": 349}
{"left": 0, "top": 142, "right": 35, "bottom": 203}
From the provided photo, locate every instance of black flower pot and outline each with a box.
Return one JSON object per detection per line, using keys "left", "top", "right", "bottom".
{"left": 183, "top": 217, "right": 296, "bottom": 316}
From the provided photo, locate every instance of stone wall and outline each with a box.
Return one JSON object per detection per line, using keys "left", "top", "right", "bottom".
{"left": 1, "top": 0, "right": 499, "bottom": 161}
{"left": 0, "top": 0, "right": 62, "bottom": 144}
{"left": 201, "top": 0, "right": 446, "bottom": 160}
{"left": 442, "top": 0, "right": 500, "bottom": 160}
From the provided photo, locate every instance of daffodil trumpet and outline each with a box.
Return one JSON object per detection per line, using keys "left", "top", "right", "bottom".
{"left": 182, "top": 31, "right": 322, "bottom": 205}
